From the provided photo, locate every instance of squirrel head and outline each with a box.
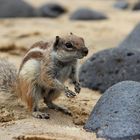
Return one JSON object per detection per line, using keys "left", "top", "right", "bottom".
{"left": 52, "top": 33, "right": 88, "bottom": 62}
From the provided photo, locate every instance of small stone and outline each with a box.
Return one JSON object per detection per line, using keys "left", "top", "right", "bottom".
{"left": 133, "top": 1, "right": 140, "bottom": 11}
{"left": 84, "top": 81, "right": 140, "bottom": 140}
{"left": 114, "top": 1, "right": 129, "bottom": 10}
{"left": 70, "top": 8, "right": 108, "bottom": 21}
{"left": 0, "top": 0, "right": 35, "bottom": 18}
{"left": 38, "top": 3, "right": 66, "bottom": 18}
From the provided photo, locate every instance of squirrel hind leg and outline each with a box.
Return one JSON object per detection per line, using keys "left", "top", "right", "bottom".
{"left": 30, "top": 85, "right": 50, "bottom": 119}
{"left": 44, "top": 89, "right": 71, "bottom": 116}
{"left": 31, "top": 98, "right": 50, "bottom": 120}
{"left": 47, "top": 102, "right": 71, "bottom": 116}
{"left": 31, "top": 98, "right": 50, "bottom": 119}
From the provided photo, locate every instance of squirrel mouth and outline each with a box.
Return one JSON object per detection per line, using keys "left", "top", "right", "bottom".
{"left": 78, "top": 55, "right": 84, "bottom": 59}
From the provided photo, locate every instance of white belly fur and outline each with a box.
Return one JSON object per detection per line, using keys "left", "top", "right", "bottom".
{"left": 19, "top": 59, "right": 40, "bottom": 81}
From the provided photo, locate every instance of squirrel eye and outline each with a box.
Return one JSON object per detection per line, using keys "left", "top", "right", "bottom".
{"left": 65, "top": 42, "right": 73, "bottom": 49}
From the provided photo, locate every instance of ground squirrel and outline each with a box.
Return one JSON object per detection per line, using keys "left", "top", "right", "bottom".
{"left": 0, "top": 33, "right": 88, "bottom": 119}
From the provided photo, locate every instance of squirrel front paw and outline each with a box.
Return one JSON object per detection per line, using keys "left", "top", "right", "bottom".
{"left": 74, "top": 82, "right": 81, "bottom": 94}
{"left": 65, "top": 87, "right": 76, "bottom": 98}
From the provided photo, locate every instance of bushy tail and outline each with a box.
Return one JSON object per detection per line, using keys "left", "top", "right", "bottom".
{"left": 0, "top": 58, "right": 17, "bottom": 93}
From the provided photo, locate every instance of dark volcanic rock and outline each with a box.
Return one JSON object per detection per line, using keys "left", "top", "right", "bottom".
{"left": 0, "top": 0, "right": 35, "bottom": 18}
{"left": 119, "top": 23, "right": 140, "bottom": 50}
{"left": 79, "top": 48, "right": 140, "bottom": 92}
{"left": 133, "top": 1, "right": 140, "bottom": 11}
{"left": 38, "top": 3, "right": 66, "bottom": 18}
{"left": 84, "top": 81, "right": 140, "bottom": 140}
{"left": 70, "top": 8, "right": 108, "bottom": 20}
{"left": 114, "top": 1, "right": 129, "bottom": 10}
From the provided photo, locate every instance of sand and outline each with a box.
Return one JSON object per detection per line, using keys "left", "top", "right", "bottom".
{"left": 0, "top": 0, "right": 140, "bottom": 139}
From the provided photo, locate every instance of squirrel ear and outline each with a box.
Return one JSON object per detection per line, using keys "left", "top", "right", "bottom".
{"left": 53, "top": 36, "right": 60, "bottom": 50}
{"left": 80, "top": 37, "right": 84, "bottom": 42}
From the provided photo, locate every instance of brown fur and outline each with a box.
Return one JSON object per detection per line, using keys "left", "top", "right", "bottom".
{"left": 19, "top": 51, "right": 43, "bottom": 73}
{"left": 19, "top": 41, "right": 50, "bottom": 73}
{"left": 18, "top": 34, "right": 88, "bottom": 113}
{"left": 0, "top": 33, "right": 88, "bottom": 117}
{"left": 16, "top": 77, "right": 32, "bottom": 111}
{"left": 63, "top": 34, "right": 85, "bottom": 50}
{"left": 30, "top": 41, "right": 49, "bottom": 50}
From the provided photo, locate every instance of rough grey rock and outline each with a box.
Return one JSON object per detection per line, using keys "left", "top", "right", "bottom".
{"left": 0, "top": 0, "right": 35, "bottom": 18}
{"left": 79, "top": 48, "right": 140, "bottom": 92}
{"left": 70, "top": 8, "right": 108, "bottom": 20}
{"left": 133, "top": 1, "right": 140, "bottom": 11}
{"left": 38, "top": 3, "right": 66, "bottom": 18}
{"left": 84, "top": 81, "right": 140, "bottom": 140}
{"left": 118, "top": 23, "right": 140, "bottom": 50}
{"left": 114, "top": 1, "right": 129, "bottom": 10}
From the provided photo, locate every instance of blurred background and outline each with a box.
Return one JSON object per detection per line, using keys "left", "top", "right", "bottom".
{"left": 1, "top": 0, "right": 140, "bottom": 139}
{"left": 0, "top": 0, "right": 140, "bottom": 65}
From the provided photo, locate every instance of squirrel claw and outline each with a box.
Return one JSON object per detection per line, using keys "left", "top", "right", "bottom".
{"left": 65, "top": 91, "right": 76, "bottom": 98}
{"left": 65, "top": 87, "right": 76, "bottom": 98}
{"left": 75, "top": 83, "right": 81, "bottom": 94}
{"left": 63, "top": 109, "right": 72, "bottom": 116}
{"left": 32, "top": 111, "right": 50, "bottom": 119}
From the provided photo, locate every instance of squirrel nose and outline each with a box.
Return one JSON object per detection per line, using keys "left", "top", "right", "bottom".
{"left": 82, "top": 47, "right": 88, "bottom": 56}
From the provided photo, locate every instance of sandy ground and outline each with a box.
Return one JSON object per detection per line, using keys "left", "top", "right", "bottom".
{"left": 0, "top": 0, "right": 140, "bottom": 139}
